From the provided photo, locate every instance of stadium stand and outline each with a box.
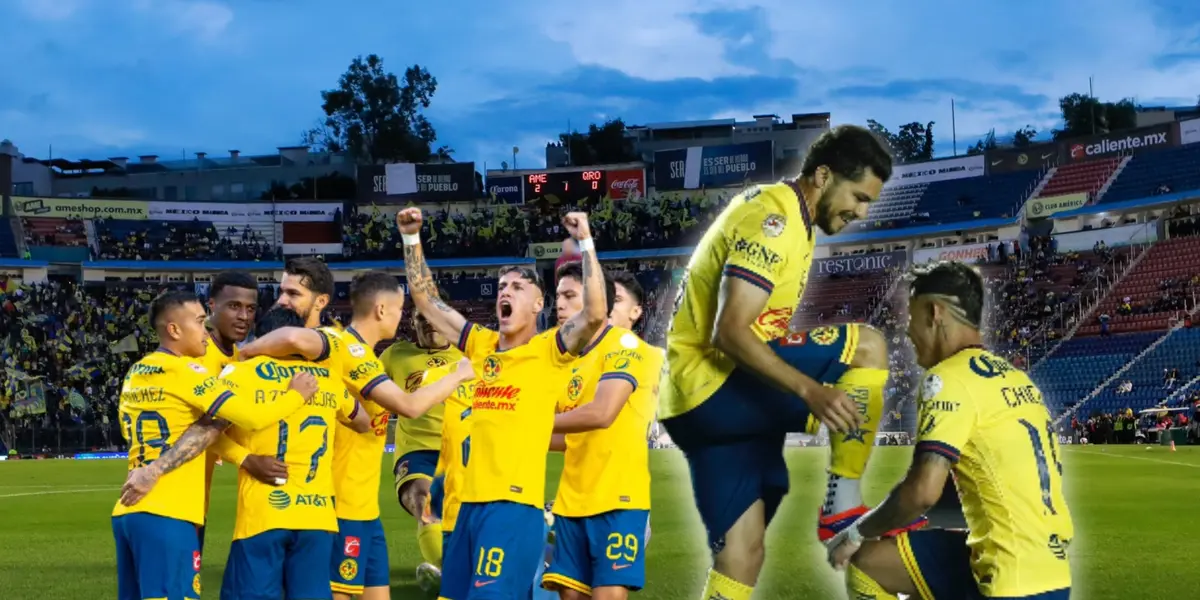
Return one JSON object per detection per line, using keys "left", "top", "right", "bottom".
{"left": 1075, "top": 236, "right": 1200, "bottom": 335}
{"left": 1037, "top": 157, "right": 1120, "bottom": 200}
{"left": 1100, "top": 144, "right": 1200, "bottom": 204}
{"left": 1030, "top": 332, "right": 1159, "bottom": 415}
{"left": 1086, "top": 328, "right": 1200, "bottom": 414}
{"left": 910, "top": 169, "right": 1041, "bottom": 224}
{"left": 94, "top": 219, "right": 275, "bottom": 261}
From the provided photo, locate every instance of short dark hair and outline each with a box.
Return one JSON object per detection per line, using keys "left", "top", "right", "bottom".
{"left": 555, "top": 261, "right": 616, "bottom": 316}
{"left": 907, "top": 261, "right": 985, "bottom": 328}
{"left": 149, "top": 291, "right": 201, "bottom": 329}
{"left": 285, "top": 257, "right": 334, "bottom": 296}
{"left": 210, "top": 271, "right": 257, "bottom": 301}
{"left": 800, "top": 125, "right": 894, "bottom": 184}
{"left": 500, "top": 265, "right": 544, "bottom": 293}
{"left": 350, "top": 271, "right": 401, "bottom": 315}
{"left": 609, "top": 271, "right": 644, "bottom": 307}
{"left": 255, "top": 306, "right": 305, "bottom": 337}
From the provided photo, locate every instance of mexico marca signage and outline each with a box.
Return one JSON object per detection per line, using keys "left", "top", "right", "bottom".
{"left": 889, "top": 155, "right": 984, "bottom": 186}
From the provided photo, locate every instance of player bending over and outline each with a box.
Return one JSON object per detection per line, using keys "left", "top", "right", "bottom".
{"left": 379, "top": 284, "right": 464, "bottom": 588}
{"left": 114, "top": 291, "right": 318, "bottom": 600}
{"left": 198, "top": 271, "right": 289, "bottom": 553}
{"left": 659, "top": 125, "right": 927, "bottom": 600}
{"left": 542, "top": 265, "right": 663, "bottom": 599}
{"left": 241, "top": 264, "right": 473, "bottom": 600}
{"left": 398, "top": 208, "right": 609, "bottom": 599}
{"left": 827, "top": 261, "right": 1073, "bottom": 600}
{"left": 215, "top": 306, "right": 372, "bottom": 599}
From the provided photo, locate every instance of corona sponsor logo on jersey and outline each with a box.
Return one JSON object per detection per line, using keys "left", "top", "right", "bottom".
{"left": 253, "top": 361, "right": 331, "bottom": 382}
{"left": 481, "top": 355, "right": 502, "bottom": 382}
{"left": 128, "top": 363, "right": 166, "bottom": 376}
{"left": 969, "top": 354, "right": 1014, "bottom": 379}
{"left": 810, "top": 326, "right": 840, "bottom": 345}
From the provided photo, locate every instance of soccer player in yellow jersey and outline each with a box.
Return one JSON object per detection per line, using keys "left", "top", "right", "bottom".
{"left": 197, "top": 271, "right": 289, "bottom": 553}
{"left": 827, "top": 261, "right": 1073, "bottom": 600}
{"left": 543, "top": 265, "right": 662, "bottom": 599}
{"left": 242, "top": 264, "right": 474, "bottom": 600}
{"left": 380, "top": 287, "right": 463, "bottom": 587}
{"left": 218, "top": 305, "right": 372, "bottom": 600}
{"left": 398, "top": 208, "right": 609, "bottom": 600}
{"left": 660, "top": 125, "right": 924, "bottom": 600}
{"left": 113, "top": 291, "right": 318, "bottom": 600}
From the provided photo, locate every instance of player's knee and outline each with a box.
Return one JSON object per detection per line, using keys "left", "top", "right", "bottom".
{"left": 559, "top": 588, "right": 593, "bottom": 600}
{"left": 851, "top": 325, "right": 889, "bottom": 371}
{"left": 713, "top": 535, "right": 765, "bottom": 584}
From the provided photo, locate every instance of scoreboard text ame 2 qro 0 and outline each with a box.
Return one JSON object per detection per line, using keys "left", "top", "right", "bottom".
{"left": 523, "top": 170, "right": 607, "bottom": 202}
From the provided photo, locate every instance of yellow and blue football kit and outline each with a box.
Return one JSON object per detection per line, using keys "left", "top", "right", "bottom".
{"left": 199, "top": 335, "right": 239, "bottom": 553}
{"left": 381, "top": 340, "right": 460, "bottom": 507}
{"left": 543, "top": 327, "right": 662, "bottom": 595}
{"left": 659, "top": 182, "right": 865, "bottom": 550}
{"left": 440, "top": 323, "right": 575, "bottom": 600}
{"left": 218, "top": 355, "right": 361, "bottom": 600}
{"left": 112, "top": 348, "right": 307, "bottom": 600}
{"left": 897, "top": 347, "right": 1072, "bottom": 600}
{"left": 423, "top": 361, "right": 476, "bottom": 572}
{"left": 321, "top": 326, "right": 394, "bottom": 596}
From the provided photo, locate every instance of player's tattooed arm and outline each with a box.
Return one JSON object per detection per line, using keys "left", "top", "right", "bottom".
{"left": 558, "top": 212, "right": 607, "bottom": 354}
{"left": 117, "top": 416, "right": 228, "bottom": 506}
{"left": 856, "top": 451, "right": 953, "bottom": 539}
{"left": 401, "top": 235, "right": 468, "bottom": 340}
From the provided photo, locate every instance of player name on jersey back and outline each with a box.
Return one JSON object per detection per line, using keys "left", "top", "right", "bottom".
{"left": 661, "top": 182, "right": 816, "bottom": 419}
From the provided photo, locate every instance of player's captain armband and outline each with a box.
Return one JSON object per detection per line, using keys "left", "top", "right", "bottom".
{"left": 722, "top": 211, "right": 791, "bottom": 292}
{"left": 914, "top": 373, "right": 977, "bottom": 463}
{"left": 206, "top": 387, "right": 307, "bottom": 432}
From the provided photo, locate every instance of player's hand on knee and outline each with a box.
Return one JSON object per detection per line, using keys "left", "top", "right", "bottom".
{"left": 242, "top": 455, "right": 289, "bottom": 485}
{"left": 288, "top": 372, "right": 319, "bottom": 400}
{"left": 806, "top": 385, "right": 862, "bottom": 434}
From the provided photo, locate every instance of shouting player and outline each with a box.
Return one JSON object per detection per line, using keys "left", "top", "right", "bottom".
{"left": 241, "top": 265, "right": 473, "bottom": 600}
{"left": 543, "top": 265, "right": 662, "bottom": 599}
{"left": 827, "top": 261, "right": 1073, "bottom": 600}
{"left": 113, "top": 291, "right": 318, "bottom": 600}
{"left": 659, "top": 125, "right": 919, "bottom": 600}
{"left": 200, "top": 271, "right": 288, "bottom": 553}
{"left": 379, "top": 283, "right": 463, "bottom": 584}
{"left": 218, "top": 306, "right": 371, "bottom": 600}
{"left": 399, "top": 208, "right": 609, "bottom": 599}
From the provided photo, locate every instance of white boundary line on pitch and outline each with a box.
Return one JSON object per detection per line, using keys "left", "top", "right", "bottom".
{"left": 1070, "top": 448, "right": 1200, "bottom": 469}
{"left": 0, "top": 487, "right": 119, "bottom": 499}
{"left": 0, "top": 484, "right": 115, "bottom": 490}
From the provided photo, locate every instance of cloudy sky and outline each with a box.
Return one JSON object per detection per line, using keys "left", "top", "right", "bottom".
{"left": 4, "top": 0, "right": 1200, "bottom": 168}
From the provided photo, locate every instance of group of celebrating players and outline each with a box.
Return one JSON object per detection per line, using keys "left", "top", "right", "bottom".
{"left": 111, "top": 124, "right": 1074, "bottom": 600}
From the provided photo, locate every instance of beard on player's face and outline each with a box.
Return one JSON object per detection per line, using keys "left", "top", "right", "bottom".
{"left": 814, "top": 181, "right": 858, "bottom": 235}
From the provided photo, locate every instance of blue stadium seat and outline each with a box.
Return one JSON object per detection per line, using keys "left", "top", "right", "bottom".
{"left": 1100, "top": 144, "right": 1200, "bottom": 205}
{"left": 1029, "top": 331, "right": 1159, "bottom": 413}
{"left": 908, "top": 170, "right": 1041, "bottom": 225}
{"left": 1085, "top": 328, "right": 1200, "bottom": 413}
{"left": 0, "top": 218, "right": 17, "bottom": 257}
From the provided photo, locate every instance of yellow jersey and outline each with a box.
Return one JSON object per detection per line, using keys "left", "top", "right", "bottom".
{"left": 202, "top": 335, "right": 240, "bottom": 513}
{"left": 322, "top": 326, "right": 392, "bottom": 521}
{"left": 220, "top": 355, "right": 359, "bottom": 540}
{"left": 424, "top": 363, "right": 476, "bottom": 532}
{"left": 554, "top": 327, "right": 662, "bottom": 517}
{"left": 661, "top": 182, "right": 816, "bottom": 419}
{"left": 456, "top": 322, "right": 574, "bottom": 507}
{"left": 380, "top": 340, "right": 460, "bottom": 458}
{"left": 916, "top": 347, "right": 1073, "bottom": 598}
{"left": 112, "top": 349, "right": 307, "bottom": 525}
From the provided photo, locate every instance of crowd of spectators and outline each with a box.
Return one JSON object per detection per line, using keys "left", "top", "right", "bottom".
{"left": 93, "top": 220, "right": 277, "bottom": 262}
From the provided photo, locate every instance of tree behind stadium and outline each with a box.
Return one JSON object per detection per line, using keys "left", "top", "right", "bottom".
{"left": 303, "top": 54, "right": 453, "bottom": 164}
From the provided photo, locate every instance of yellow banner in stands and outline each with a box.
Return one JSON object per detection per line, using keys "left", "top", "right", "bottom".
{"left": 1024, "top": 192, "right": 1087, "bottom": 219}
{"left": 10, "top": 196, "right": 149, "bottom": 220}
{"left": 528, "top": 242, "right": 563, "bottom": 260}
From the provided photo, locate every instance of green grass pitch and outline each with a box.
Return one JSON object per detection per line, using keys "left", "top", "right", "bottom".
{"left": 0, "top": 446, "right": 1196, "bottom": 599}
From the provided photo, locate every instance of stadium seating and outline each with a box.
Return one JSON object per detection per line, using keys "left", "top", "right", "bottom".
{"left": 21, "top": 217, "right": 88, "bottom": 247}
{"left": 1037, "top": 158, "right": 1120, "bottom": 200}
{"left": 908, "top": 170, "right": 1041, "bottom": 224}
{"left": 1076, "top": 236, "right": 1200, "bottom": 335}
{"left": 791, "top": 271, "right": 893, "bottom": 328}
{"left": 0, "top": 218, "right": 17, "bottom": 257}
{"left": 1029, "top": 331, "right": 1159, "bottom": 414}
{"left": 864, "top": 183, "right": 927, "bottom": 224}
{"left": 1085, "top": 328, "right": 1200, "bottom": 413}
{"left": 1100, "top": 144, "right": 1200, "bottom": 205}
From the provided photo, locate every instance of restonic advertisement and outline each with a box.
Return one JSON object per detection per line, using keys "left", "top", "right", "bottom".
{"left": 889, "top": 155, "right": 985, "bottom": 186}
{"left": 812, "top": 250, "right": 907, "bottom": 276}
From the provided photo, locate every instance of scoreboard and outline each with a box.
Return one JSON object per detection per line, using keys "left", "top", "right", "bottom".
{"left": 523, "top": 170, "right": 607, "bottom": 203}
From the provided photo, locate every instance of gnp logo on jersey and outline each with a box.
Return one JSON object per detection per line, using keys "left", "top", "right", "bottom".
{"left": 731, "top": 237, "right": 783, "bottom": 272}
{"left": 481, "top": 356, "right": 502, "bottom": 382}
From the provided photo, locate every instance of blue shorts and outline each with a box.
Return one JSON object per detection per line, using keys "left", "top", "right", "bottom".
{"left": 542, "top": 510, "right": 650, "bottom": 594}
{"left": 394, "top": 450, "right": 439, "bottom": 508}
{"left": 898, "top": 529, "right": 1071, "bottom": 600}
{"left": 112, "top": 513, "right": 202, "bottom": 600}
{"left": 441, "top": 501, "right": 546, "bottom": 599}
{"left": 430, "top": 474, "right": 447, "bottom": 522}
{"left": 221, "top": 529, "right": 334, "bottom": 600}
{"left": 330, "top": 518, "right": 389, "bottom": 595}
{"left": 661, "top": 324, "right": 858, "bottom": 552}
